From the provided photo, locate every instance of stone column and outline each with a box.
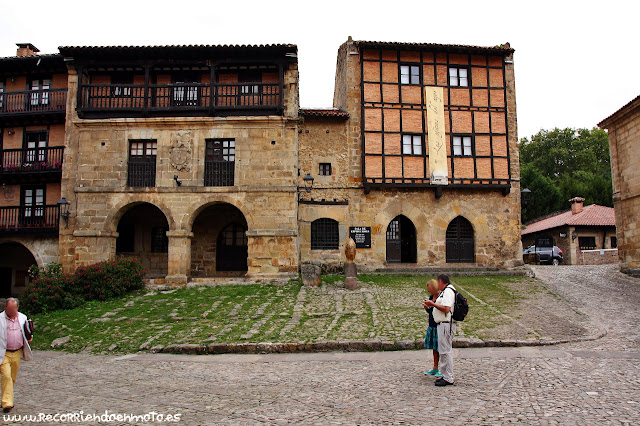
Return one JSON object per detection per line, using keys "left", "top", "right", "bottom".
{"left": 166, "top": 230, "right": 193, "bottom": 285}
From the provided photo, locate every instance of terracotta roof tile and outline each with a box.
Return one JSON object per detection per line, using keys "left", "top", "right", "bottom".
{"left": 353, "top": 40, "right": 514, "bottom": 55}
{"left": 522, "top": 204, "right": 616, "bottom": 235}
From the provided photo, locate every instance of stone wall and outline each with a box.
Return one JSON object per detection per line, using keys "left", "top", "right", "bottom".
{"left": 575, "top": 249, "right": 618, "bottom": 265}
{"left": 60, "top": 65, "right": 300, "bottom": 283}
{"left": 603, "top": 105, "right": 640, "bottom": 268}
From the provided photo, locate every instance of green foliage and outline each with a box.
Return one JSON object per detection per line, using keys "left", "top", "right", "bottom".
{"left": 519, "top": 127, "right": 612, "bottom": 223}
{"left": 28, "top": 262, "right": 63, "bottom": 280}
{"left": 22, "top": 257, "right": 147, "bottom": 315}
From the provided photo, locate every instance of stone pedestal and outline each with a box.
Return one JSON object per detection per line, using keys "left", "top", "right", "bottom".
{"left": 345, "top": 262, "right": 358, "bottom": 289}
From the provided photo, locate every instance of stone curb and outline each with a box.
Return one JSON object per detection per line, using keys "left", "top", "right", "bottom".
{"left": 153, "top": 331, "right": 607, "bottom": 355}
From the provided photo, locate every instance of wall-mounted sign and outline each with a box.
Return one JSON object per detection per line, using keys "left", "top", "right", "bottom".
{"left": 349, "top": 226, "right": 371, "bottom": 249}
{"left": 425, "top": 86, "right": 448, "bottom": 185}
{"left": 559, "top": 232, "right": 567, "bottom": 238}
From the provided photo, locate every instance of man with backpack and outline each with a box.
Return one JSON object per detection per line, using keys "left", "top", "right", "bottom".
{"left": 424, "top": 274, "right": 457, "bottom": 387}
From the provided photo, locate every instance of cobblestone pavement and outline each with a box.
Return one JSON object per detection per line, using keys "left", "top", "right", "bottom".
{"left": 5, "top": 265, "right": 640, "bottom": 425}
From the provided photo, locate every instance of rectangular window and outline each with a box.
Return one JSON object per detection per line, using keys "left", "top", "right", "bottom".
{"left": 402, "top": 134, "right": 423, "bottom": 155}
{"left": 578, "top": 236, "right": 596, "bottom": 250}
{"left": 205, "top": 139, "right": 235, "bottom": 186}
{"left": 319, "top": 163, "right": 332, "bottom": 176}
{"left": 21, "top": 185, "right": 45, "bottom": 223}
{"left": 452, "top": 135, "right": 473, "bottom": 156}
{"left": 23, "top": 131, "right": 48, "bottom": 163}
{"left": 400, "top": 65, "right": 420, "bottom": 85}
{"left": 30, "top": 78, "right": 51, "bottom": 105}
{"left": 128, "top": 140, "right": 157, "bottom": 187}
{"left": 111, "top": 74, "right": 133, "bottom": 97}
{"left": 448, "top": 67, "right": 469, "bottom": 87}
{"left": 151, "top": 227, "right": 169, "bottom": 253}
{"left": 173, "top": 73, "right": 200, "bottom": 106}
{"left": 611, "top": 236, "right": 617, "bottom": 249}
{"left": 239, "top": 71, "right": 261, "bottom": 96}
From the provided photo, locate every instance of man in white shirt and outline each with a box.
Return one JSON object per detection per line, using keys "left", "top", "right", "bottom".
{"left": 424, "top": 274, "right": 455, "bottom": 386}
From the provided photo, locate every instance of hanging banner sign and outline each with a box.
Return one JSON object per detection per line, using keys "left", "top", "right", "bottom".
{"left": 425, "top": 86, "right": 448, "bottom": 185}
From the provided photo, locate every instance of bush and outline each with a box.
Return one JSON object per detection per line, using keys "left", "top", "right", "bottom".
{"left": 22, "top": 257, "right": 147, "bottom": 315}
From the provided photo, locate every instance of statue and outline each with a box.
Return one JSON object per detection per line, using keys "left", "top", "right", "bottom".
{"left": 344, "top": 237, "right": 358, "bottom": 289}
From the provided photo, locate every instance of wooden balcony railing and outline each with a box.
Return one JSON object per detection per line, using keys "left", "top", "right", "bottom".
{"left": 0, "top": 89, "right": 67, "bottom": 115}
{"left": 0, "top": 205, "right": 60, "bottom": 235}
{"left": 78, "top": 82, "right": 282, "bottom": 116}
{"left": 1, "top": 146, "right": 64, "bottom": 173}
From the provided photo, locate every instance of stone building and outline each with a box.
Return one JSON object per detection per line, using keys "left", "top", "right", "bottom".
{"left": 521, "top": 197, "right": 617, "bottom": 265}
{"left": 599, "top": 95, "right": 640, "bottom": 272}
{"left": 0, "top": 38, "right": 523, "bottom": 291}
{"left": 298, "top": 39, "right": 522, "bottom": 271}
{"left": 57, "top": 44, "right": 300, "bottom": 283}
{"left": 0, "top": 44, "right": 67, "bottom": 296}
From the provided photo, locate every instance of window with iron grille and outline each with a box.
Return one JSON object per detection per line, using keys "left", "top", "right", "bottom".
{"left": 578, "top": 236, "right": 596, "bottom": 250}
{"left": 311, "top": 218, "right": 339, "bottom": 250}
{"left": 448, "top": 67, "right": 469, "bottom": 87}
{"left": 128, "top": 140, "right": 157, "bottom": 187}
{"left": 452, "top": 135, "right": 473, "bottom": 156}
{"left": 402, "top": 134, "right": 423, "bottom": 155}
{"left": 205, "top": 139, "right": 235, "bottom": 186}
{"left": 151, "top": 226, "right": 169, "bottom": 253}
{"left": 400, "top": 65, "right": 420, "bottom": 85}
{"left": 319, "top": 163, "right": 332, "bottom": 176}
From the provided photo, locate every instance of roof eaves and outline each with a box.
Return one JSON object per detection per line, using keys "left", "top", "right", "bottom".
{"left": 598, "top": 94, "right": 640, "bottom": 128}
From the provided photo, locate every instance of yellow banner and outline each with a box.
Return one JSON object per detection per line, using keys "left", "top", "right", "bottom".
{"left": 425, "top": 86, "right": 448, "bottom": 185}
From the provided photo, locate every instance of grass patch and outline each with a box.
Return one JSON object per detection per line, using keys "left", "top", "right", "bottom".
{"left": 32, "top": 275, "right": 538, "bottom": 354}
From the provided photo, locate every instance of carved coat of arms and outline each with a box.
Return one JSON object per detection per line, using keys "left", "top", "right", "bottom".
{"left": 170, "top": 131, "right": 192, "bottom": 172}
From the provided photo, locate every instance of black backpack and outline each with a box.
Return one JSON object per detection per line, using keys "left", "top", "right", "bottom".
{"left": 445, "top": 285, "right": 469, "bottom": 322}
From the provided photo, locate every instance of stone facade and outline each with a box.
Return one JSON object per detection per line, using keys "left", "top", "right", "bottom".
{"left": 2, "top": 39, "right": 524, "bottom": 289}
{"left": 599, "top": 95, "right": 640, "bottom": 270}
{"left": 298, "top": 39, "right": 522, "bottom": 271}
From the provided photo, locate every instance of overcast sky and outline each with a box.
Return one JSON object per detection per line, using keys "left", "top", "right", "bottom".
{"left": 1, "top": 0, "right": 638, "bottom": 140}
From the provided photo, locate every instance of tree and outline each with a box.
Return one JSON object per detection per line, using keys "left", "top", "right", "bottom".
{"left": 519, "top": 127, "right": 612, "bottom": 223}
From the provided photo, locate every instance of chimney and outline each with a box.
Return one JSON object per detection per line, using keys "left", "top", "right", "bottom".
{"left": 16, "top": 43, "right": 39, "bottom": 57}
{"left": 569, "top": 197, "right": 585, "bottom": 215}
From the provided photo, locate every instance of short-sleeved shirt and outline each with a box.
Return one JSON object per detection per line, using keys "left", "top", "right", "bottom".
{"left": 432, "top": 285, "right": 455, "bottom": 323}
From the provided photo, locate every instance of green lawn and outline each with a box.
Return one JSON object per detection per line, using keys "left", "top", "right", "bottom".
{"left": 31, "top": 274, "right": 534, "bottom": 354}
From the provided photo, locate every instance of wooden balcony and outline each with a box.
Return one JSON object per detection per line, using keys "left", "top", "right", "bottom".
{"left": 0, "top": 89, "right": 67, "bottom": 125}
{"left": 0, "top": 146, "right": 64, "bottom": 183}
{"left": 77, "top": 82, "right": 283, "bottom": 118}
{"left": 0, "top": 205, "right": 60, "bottom": 236}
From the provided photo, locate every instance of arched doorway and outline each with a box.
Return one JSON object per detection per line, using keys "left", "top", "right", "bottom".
{"left": 115, "top": 203, "right": 169, "bottom": 277}
{"left": 0, "top": 242, "right": 38, "bottom": 297}
{"left": 446, "top": 216, "right": 475, "bottom": 263}
{"left": 386, "top": 215, "right": 417, "bottom": 263}
{"left": 191, "top": 203, "right": 248, "bottom": 276}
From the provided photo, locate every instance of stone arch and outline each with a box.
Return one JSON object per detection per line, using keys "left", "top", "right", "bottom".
{"left": 0, "top": 239, "right": 42, "bottom": 268}
{"left": 374, "top": 199, "right": 428, "bottom": 235}
{"left": 105, "top": 197, "right": 176, "bottom": 233}
{"left": 185, "top": 196, "right": 252, "bottom": 232}
{"left": 189, "top": 200, "right": 250, "bottom": 276}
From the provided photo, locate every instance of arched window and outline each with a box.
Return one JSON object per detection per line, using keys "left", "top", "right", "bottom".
{"left": 446, "top": 216, "right": 474, "bottom": 263}
{"left": 311, "top": 218, "right": 339, "bottom": 250}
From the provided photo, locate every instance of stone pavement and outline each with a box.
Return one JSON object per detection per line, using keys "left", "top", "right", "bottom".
{"left": 4, "top": 265, "right": 640, "bottom": 425}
